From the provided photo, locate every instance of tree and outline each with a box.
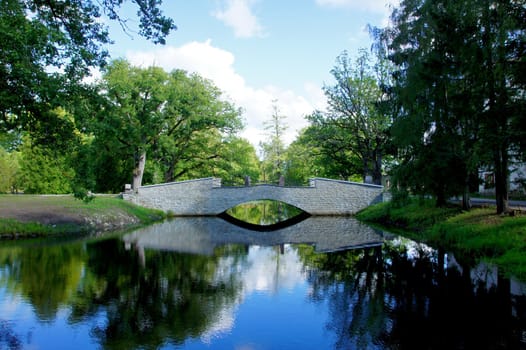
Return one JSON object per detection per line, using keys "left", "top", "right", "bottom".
{"left": 306, "top": 50, "right": 392, "bottom": 185}
{"left": 0, "top": 146, "right": 20, "bottom": 193}
{"left": 151, "top": 70, "right": 242, "bottom": 185}
{"left": 17, "top": 138, "right": 74, "bottom": 194}
{"left": 381, "top": 0, "right": 479, "bottom": 206}
{"left": 91, "top": 60, "right": 242, "bottom": 192}
{"left": 260, "top": 100, "right": 288, "bottom": 184}
{"left": 0, "top": 0, "right": 175, "bottom": 147}
{"left": 208, "top": 136, "right": 261, "bottom": 186}
{"left": 475, "top": 0, "right": 526, "bottom": 213}
{"left": 379, "top": 0, "right": 525, "bottom": 211}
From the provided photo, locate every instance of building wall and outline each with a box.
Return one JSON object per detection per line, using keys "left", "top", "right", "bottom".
{"left": 123, "top": 177, "right": 385, "bottom": 215}
{"left": 479, "top": 162, "right": 526, "bottom": 195}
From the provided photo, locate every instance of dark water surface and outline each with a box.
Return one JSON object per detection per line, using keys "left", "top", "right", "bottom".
{"left": 0, "top": 217, "right": 525, "bottom": 349}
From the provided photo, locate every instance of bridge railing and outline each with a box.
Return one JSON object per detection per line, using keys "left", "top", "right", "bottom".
{"left": 123, "top": 176, "right": 386, "bottom": 216}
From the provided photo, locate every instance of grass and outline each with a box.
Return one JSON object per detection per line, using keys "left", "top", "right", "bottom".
{"left": 356, "top": 198, "right": 462, "bottom": 233}
{"left": 0, "top": 194, "right": 166, "bottom": 237}
{"left": 0, "top": 218, "right": 72, "bottom": 236}
{"left": 357, "top": 198, "right": 526, "bottom": 281}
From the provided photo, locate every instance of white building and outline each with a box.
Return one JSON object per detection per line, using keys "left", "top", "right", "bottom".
{"left": 479, "top": 161, "right": 526, "bottom": 196}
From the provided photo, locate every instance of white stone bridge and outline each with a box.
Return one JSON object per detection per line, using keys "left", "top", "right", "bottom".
{"left": 123, "top": 177, "right": 384, "bottom": 216}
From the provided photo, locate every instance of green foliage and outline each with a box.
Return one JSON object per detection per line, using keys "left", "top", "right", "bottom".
{"left": 212, "top": 137, "right": 260, "bottom": 186}
{"left": 283, "top": 126, "right": 359, "bottom": 185}
{"left": 73, "top": 187, "right": 95, "bottom": 203}
{"left": 304, "top": 50, "right": 392, "bottom": 185}
{"left": 0, "top": 0, "right": 175, "bottom": 146}
{"left": 225, "top": 200, "right": 303, "bottom": 225}
{"left": 85, "top": 60, "right": 243, "bottom": 192}
{"left": 260, "top": 101, "right": 288, "bottom": 183}
{"left": 378, "top": 0, "right": 526, "bottom": 211}
{"left": 0, "top": 147, "right": 20, "bottom": 193}
{"left": 18, "top": 141, "right": 74, "bottom": 194}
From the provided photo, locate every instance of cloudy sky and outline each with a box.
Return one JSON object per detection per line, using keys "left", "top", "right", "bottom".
{"left": 105, "top": 0, "right": 397, "bottom": 148}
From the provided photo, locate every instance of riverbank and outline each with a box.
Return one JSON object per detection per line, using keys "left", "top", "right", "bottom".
{"left": 0, "top": 194, "right": 166, "bottom": 238}
{"left": 356, "top": 199, "right": 526, "bottom": 280}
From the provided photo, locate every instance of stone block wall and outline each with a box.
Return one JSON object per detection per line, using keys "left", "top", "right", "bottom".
{"left": 123, "top": 177, "right": 384, "bottom": 216}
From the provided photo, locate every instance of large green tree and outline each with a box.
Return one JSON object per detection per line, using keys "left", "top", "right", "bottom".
{"left": 306, "top": 50, "right": 392, "bottom": 185}
{"left": 380, "top": 0, "right": 525, "bottom": 211}
{"left": 0, "top": 0, "right": 175, "bottom": 147}
{"left": 89, "top": 60, "right": 242, "bottom": 192}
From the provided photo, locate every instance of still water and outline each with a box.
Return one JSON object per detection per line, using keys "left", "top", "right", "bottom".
{"left": 0, "top": 216, "right": 525, "bottom": 349}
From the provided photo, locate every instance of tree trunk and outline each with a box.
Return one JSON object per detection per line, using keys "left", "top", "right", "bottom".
{"left": 164, "top": 162, "right": 175, "bottom": 183}
{"left": 462, "top": 174, "right": 472, "bottom": 210}
{"left": 461, "top": 187, "right": 471, "bottom": 211}
{"left": 362, "top": 157, "right": 370, "bottom": 183}
{"left": 494, "top": 146, "right": 509, "bottom": 214}
{"left": 132, "top": 151, "right": 147, "bottom": 192}
{"left": 373, "top": 152, "right": 382, "bottom": 186}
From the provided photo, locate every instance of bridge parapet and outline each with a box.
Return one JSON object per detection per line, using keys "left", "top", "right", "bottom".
{"left": 123, "top": 177, "right": 384, "bottom": 216}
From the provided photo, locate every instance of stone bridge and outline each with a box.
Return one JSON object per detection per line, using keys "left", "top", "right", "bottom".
{"left": 123, "top": 177, "right": 384, "bottom": 216}
{"left": 123, "top": 216, "right": 389, "bottom": 255}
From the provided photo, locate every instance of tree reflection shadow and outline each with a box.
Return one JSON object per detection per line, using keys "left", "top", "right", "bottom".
{"left": 69, "top": 239, "right": 248, "bottom": 349}
{"left": 0, "top": 320, "right": 22, "bottom": 350}
{"left": 298, "top": 239, "right": 523, "bottom": 349}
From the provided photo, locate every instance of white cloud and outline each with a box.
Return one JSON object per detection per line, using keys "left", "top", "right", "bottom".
{"left": 213, "top": 0, "right": 266, "bottom": 38}
{"left": 316, "top": 0, "right": 398, "bottom": 17}
{"left": 126, "top": 40, "right": 324, "bottom": 149}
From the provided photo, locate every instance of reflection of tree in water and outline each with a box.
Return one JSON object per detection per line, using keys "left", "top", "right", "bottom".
{"left": 0, "top": 244, "right": 85, "bottom": 321}
{"left": 0, "top": 320, "right": 22, "bottom": 350}
{"left": 226, "top": 200, "right": 303, "bottom": 225}
{"left": 298, "top": 240, "right": 523, "bottom": 349}
{"left": 299, "top": 244, "right": 388, "bottom": 349}
{"left": 68, "top": 239, "right": 248, "bottom": 350}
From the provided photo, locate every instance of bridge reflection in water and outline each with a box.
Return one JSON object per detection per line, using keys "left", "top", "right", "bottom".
{"left": 122, "top": 216, "right": 389, "bottom": 256}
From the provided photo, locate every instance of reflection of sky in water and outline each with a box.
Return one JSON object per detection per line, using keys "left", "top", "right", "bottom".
{"left": 0, "top": 284, "right": 103, "bottom": 349}
{"left": 0, "top": 243, "right": 328, "bottom": 349}
{"left": 197, "top": 244, "right": 316, "bottom": 346}
{"left": 1, "top": 235, "right": 525, "bottom": 349}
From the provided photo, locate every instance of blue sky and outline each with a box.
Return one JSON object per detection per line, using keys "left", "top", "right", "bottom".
{"left": 104, "top": 0, "right": 397, "bottom": 147}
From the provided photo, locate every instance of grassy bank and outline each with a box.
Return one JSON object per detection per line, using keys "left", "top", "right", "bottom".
{"left": 356, "top": 199, "right": 526, "bottom": 280}
{"left": 0, "top": 194, "right": 166, "bottom": 237}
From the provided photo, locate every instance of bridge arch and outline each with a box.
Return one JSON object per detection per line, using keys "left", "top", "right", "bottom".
{"left": 123, "top": 177, "right": 384, "bottom": 216}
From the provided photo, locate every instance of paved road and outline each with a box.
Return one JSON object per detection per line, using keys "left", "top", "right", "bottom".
{"left": 452, "top": 197, "right": 526, "bottom": 209}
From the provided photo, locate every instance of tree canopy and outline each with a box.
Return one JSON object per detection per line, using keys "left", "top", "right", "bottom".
{"left": 0, "top": 0, "right": 175, "bottom": 142}
{"left": 377, "top": 0, "right": 526, "bottom": 212}
{"left": 305, "top": 50, "right": 392, "bottom": 185}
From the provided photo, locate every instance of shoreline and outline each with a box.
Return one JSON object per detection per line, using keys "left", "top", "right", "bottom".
{"left": 356, "top": 199, "right": 526, "bottom": 281}
{"left": 0, "top": 194, "right": 166, "bottom": 238}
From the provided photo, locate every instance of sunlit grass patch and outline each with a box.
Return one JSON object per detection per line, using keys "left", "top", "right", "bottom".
{"left": 0, "top": 218, "right": 73, "bottom": 236}
{"left": 356, "top": 197, "right": 461, "bottom": 232}
{"left": 429, "top": 208, "right": 526, "bottom": 255}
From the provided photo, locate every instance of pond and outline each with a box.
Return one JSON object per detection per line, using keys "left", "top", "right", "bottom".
{"left": 0, "top": 216, "right": 525, "bottom": 349}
